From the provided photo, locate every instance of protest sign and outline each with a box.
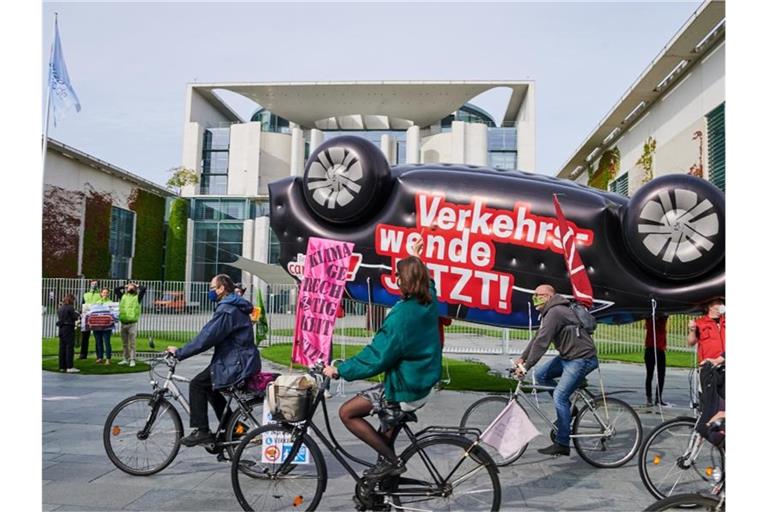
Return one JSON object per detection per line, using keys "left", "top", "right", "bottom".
{"left": 292, "top": 237, "right": 355, "bottom": 366}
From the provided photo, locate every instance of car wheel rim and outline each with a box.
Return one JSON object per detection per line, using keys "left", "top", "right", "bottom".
{"left": 306, "top": 147, "right": 364, "bottom": 210}
{"left": 637, "top": 188, "right": 720, "bottom": 263}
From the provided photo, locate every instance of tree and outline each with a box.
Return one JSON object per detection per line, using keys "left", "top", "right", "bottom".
{"left": 166, "top": 166, "right": 198, "bottom": 193}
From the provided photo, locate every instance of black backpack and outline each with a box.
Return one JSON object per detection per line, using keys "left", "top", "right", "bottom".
{"left": 568, "top": 302, "right": 597, "bottom": 337}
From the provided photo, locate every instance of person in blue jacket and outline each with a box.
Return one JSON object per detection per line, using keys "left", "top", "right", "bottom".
{"left": 167, "top": 274, "right": 261, "bottom": 447}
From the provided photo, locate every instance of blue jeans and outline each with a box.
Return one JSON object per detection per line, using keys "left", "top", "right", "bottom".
{"left": 94, "top": 330, "right": 112, "bottom": 360}
{"left": 533, "top": 355, "right": 599, "bottom": 447}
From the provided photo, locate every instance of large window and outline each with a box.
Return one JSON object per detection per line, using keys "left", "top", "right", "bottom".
{"left": 109, "top": 207, "right": 134, "bottom": 279}
{"left": 707, "top": 103, "right": 725, "bottom": 192}
{"left": 200, "top": 127, "right": 230, "bottom": 195}
{"left": 192, "top": 222, "right": 243, "bottom": 282}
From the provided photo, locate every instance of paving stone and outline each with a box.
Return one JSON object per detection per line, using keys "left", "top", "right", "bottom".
{"left": 42, "top": 482, "right": 150, "bottom": 509}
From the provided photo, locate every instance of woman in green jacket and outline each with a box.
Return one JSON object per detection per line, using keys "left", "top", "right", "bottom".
{"left": 323, "top": 254, "right": 442, "bottom": 480}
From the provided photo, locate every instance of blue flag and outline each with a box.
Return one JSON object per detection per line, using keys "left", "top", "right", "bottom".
{"left": 48, "top": 18, "right": 81, "bottom": 127}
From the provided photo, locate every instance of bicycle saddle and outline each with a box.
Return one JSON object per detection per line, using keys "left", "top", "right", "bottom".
{"left": 378, "top": 405, "right": 418, "bottom": 430}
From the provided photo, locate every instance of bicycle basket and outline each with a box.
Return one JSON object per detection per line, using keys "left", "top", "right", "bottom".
{"left": 266, "top": 374, "right": 318, "bottom": 422}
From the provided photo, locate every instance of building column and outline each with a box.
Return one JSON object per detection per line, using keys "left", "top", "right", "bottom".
{"left": 406, "top": 125, "right": 421, "bottom": 164}
{"left": 466, "top": 123, "right": 488, "bottom": 166}
{"left": 184, "top": 218, "right": 195, "bottom": 284}
{"left": 451, "top": 121, "right": 466, "bottom": 164}
{"left": 290, "top": 127, "right": 305, "bottom": 176}
{"left": 309, "top": 129, "right": 324, "bottom": 153}
{"left": 380, "top": 134, "right": 396, "bottom": 165}
{"left": 241, "top": 219, "right": 255, "bottom": 292}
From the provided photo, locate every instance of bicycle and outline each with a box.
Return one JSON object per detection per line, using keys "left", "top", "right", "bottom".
{"left": 229, "top": 360, "right": 502, "bottom": 511}
{"left": 459, "top": 361, "right": 642, "bottom": 468}
{"left": 103, "top": 353, "right": 264, "bottom": 475}
{"left": 638, "top": 367, "right": 724, "bottom": 500}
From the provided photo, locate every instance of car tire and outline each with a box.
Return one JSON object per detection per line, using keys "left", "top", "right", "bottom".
{"left": 302, "top": 136, "right": 392, "bottom": 225}
{"left": 623, "top": 175, "right": 725, "bottom": 280}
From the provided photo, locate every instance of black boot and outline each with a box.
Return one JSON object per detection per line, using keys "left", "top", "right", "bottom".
{"left": 181, "top": 428, "right": 214, "bottom": 447}
{"left": 363, "top": 458, "right": 406, "bottom": 480}
{"left": 538, "top": 443, "right": 570, "bottom": 456}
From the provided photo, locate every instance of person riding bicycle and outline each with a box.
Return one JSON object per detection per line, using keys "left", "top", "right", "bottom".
{"left": 167, "top": 274, "right": 261, "bottom": 447}
{"left": 323, "top": 253, "right": 442, "bottom": 481}
{"left": 515, "top": 284, "right": 599, "bottom": 456}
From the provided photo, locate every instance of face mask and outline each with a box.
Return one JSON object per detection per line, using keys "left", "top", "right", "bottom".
{"left": 208, "top": 289, "right": 219, "bottom": 302}
{"left": 532, "top": 295, "right": 547, "bottom": 308}
{"left": 127, "top": 288, "right": 136, "bottom": 294}
{"left": 716, "top": 305, "right": 725, "bottom": 315}
{"left": 90, "top": 284, "right": 98, "bottom": 290}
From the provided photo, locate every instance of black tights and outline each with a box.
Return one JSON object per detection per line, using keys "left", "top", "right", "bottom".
{"left": 339, "top": 395, "right": 397, "bottom": 463}
{"left": 644, "top": 347, "right": 666, "bottom": 402}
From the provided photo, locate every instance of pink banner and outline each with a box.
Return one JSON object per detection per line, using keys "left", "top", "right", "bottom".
{"left": 292, "top": 237, "right": 355, "bottom": 366}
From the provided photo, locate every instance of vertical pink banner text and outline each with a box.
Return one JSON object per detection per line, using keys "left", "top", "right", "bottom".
{"left": 292, "top": 237, "right": 355, "bottom": 366}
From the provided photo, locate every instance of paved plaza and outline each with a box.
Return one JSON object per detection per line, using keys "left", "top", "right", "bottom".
{"left": 43, "top": 351, "right": 698, "bottom": 511}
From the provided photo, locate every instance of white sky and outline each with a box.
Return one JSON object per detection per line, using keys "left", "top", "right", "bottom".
{"left": 42, "top": 0, "right": 700, "bottom": 186}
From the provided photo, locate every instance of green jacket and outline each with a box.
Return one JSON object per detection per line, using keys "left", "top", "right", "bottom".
{"left": 338, "top": 282, "right": 441, "bottom": 402}
{"left": 119, "top": 294, "right": 141, "bottom": 323}
{"left": 83, "top": 290, "right": 101, "bottom": 305}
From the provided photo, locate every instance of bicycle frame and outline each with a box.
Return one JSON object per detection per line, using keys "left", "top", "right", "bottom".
{"left": 272, "top": 371, "right": 488, "bottom": 500}
{"left": 511, "top": 378, "right": 613, "bottom": 440}
{"left": 143, "top": 358, "right": 261, "bottom": 448}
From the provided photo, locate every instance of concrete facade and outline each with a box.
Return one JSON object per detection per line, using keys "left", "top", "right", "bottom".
{"left": 560, "top": 0, "right": 725, "bottom": 196}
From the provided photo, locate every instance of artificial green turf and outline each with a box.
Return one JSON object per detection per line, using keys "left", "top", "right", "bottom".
{"left": 259, "top": 344, "right": 516, "bottom": 393}
{"left": 42, "top": 336, "right": 180, "bottom": 357}
{"left": 597, "top": 350, "right": 697, "bottom": 368}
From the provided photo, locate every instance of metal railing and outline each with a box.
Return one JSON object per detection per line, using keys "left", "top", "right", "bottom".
{"left": 43, "top": 278, "right": 695, "bottom": 357}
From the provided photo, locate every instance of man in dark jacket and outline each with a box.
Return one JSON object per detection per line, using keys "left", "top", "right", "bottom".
{"left": 515, "top": 284, "right": 598, "bottom": 456}
{"left": 167, "top": 274, "right": 261, "bottom": 447}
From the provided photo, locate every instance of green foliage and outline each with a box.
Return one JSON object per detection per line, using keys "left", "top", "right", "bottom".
{"left": 82, "top": 193, "right": 112, "bottom": 278}
{"left": 42, "top": 188, "right": 81, "bottom": 277}
{"left": 42, "top": 357, "right": 150, "bottom": 374}
{"left": 259, "top": 344, "right": 517, "bottom": 392}
{"left": 588, "top": 147, "right": 621, "bottom": 190}
{"left": 164, "top": 198, "right": 189, "bottom": 281}
{"left": 129, "top": 189, "right": 166, "bottom": 280}
{"left": 637, "top": 137, "right": 657, "bottom": 184}
{"left": 166, "top": 166, "right": 199, "bottom": 193}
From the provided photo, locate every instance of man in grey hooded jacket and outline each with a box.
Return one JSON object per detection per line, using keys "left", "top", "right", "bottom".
{"left": 515, "top": 284, "right": 598, "bottom": 456}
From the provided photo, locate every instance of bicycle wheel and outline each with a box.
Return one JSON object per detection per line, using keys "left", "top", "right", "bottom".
{"left": 639, "top": 417, "right": 724, "bottom": 501}
{"left": 394, "top": 434, "right": 501, "bottom": 511}
{"left": 224, "top": 404, "right": 262, "bottom": 460}
{"left": 643, "top": 493, "right": 724, "bottom": 511}
{"left": 103, "top": 393, "right": 182, "bottom": 476}
{"left": 572, "top": 397, "right": 642, "bottom": 468}
{"left": 230, "top": 423, "right": 326, "bottom": 511}
{"left": 459, "top": 395, "right": 527, "bottom": 466}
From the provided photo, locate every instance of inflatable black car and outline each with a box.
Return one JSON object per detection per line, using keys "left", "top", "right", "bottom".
{"left": 269, "top": 136, "right": 724, "bottom": 327}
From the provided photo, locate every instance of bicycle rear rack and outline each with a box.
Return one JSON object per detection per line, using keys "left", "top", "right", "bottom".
{"left": 414, "top": 425, "right": 483, "bottom": 441}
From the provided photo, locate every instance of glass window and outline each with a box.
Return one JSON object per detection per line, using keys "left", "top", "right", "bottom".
{"left": 192, "top": 221, "right": 243, "bottom": 282}
{"left": 488, "top": 127, "right": 517, "bottom": 151}
{"left": 707, "top": 103, "right": 725, "bottom": 192}
{"left": 200, "top": 175, "right": 228, "bottom": 195}
{"left": 219, "top": 200, "right": 247, "bottom": 220}
{"left": 268, "top": 227, "right": 281, "bottom": 265}
{"left": 109, "top": 207, "right": 134, "bottom": 279}
{"left": 489, "top": 151, "right": 518, "bottom": 171}
{"left": 610, "top": 173, "right": 630, "bottom": 197}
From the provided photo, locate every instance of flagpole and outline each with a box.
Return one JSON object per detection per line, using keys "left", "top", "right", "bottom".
{"left": 42, "top": 13, "right": 57, "bottom": 164}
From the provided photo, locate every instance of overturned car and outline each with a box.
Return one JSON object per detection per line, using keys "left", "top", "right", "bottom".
{"left": 269, "top": 136, "right": 724, "bottom": 328}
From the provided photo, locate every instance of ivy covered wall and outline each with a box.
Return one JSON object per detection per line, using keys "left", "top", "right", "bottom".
{"left": 164, "top": 198, "right": 189, "bottom": 281}
{"left": 129, "top": 189, "right": 166, "bottom": 280}
{"left": 42, "top": 187, "right": 82, "bottom": 277}
{"left": 81, "top": 192, "right": 112, "bottom": 279}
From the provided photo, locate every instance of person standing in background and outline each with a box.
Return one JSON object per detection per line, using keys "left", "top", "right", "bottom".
{"left": 688, "top": 298, "right": 726, "bottom": 365}
{"left": 90, "top": 287, "right": 116, "bottom": 365}
{"left": 115, "top": 282, "right": 147, "bottom": 367}
{"left": 644, "top": 315, "right": 669, "bottom": 407}
{"left": 79, "top": 279, "right": 100, "bottom": 359}
{"left": 57, "top": 294, "right": 80, "bottom": 373}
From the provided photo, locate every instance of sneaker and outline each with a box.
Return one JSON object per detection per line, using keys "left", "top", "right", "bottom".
{"left": 95, "top": 359, "right": 103, "bottom": 365}
{"left": 537, "top": 443, "right": 570, "bottom": 456}
{"left": 646, "top": 400, "right": 654, "bottom": 408}
{"left": 180, "top": 429, "right": 214, "bottom": 447}
{"left": 129, "top": 360, "right": 136, "bottom": 368}
{"left": 363, "top": 458, "right": 406, "bottom": 480}
{"left": 66, "top": 368, "right": 81, "bottom": 373}
{"left": 656, "top": 400, "right": 674, "bottom": 408}
{"left": 118, "top": 360, "right": 129, "bottom": 366}
{"left": 104, "top": 359, "right": 110, "bottom": 366}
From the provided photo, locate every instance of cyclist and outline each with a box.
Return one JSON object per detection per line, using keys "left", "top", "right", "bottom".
{"left": 323, "top": 249, "right": 442, "bottom": 481}
{"left": 515, "top": 284, "right": 599, "bottom": 456}
{"left": 167, "top": 274, "right": 261, "bottom": 447}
